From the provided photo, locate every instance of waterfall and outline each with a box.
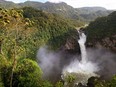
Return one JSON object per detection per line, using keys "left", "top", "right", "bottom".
{"left": 78, "top": 31, "right": 87, "bottom": 63}
{"left": 62, "top": 30, "right": 99, "bottom": 85}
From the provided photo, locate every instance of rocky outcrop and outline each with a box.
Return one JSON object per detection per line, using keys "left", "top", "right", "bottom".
{"left": 86, "top": 35, "right": 116, "bottom": 52}
{"left": 64, "top": 36, "right": 80, "bottom": 53}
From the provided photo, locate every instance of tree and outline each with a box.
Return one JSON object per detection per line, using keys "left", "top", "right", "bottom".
{"left": 55, "top": 80, "right": 64, "bottom": 87}
{"left": 109, "top": 75, "right": 116, "bottom": 87}
{"left": 0, "top": 8, "right": 34, "bottom": 87}
{"left": 1, "top": 59, "right": 43, "bottom": 87}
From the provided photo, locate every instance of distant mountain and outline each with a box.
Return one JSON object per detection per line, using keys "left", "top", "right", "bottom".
{"left": 77, "top": 7, "right": 107, "bottom": 12}
{"left": 19, "top": 1, "right": 113, "bottom": 22}
{"left": 19, "top": 1, "right": 78, "bottom": 20}
{"left": 75, "top": 7, "right": 112, "bottom": 22}
{"left": 0, "top": 0, "right": 114, "bottom": 22}
{"left": 0, "top": 0, "right": 19, "bottom": 8}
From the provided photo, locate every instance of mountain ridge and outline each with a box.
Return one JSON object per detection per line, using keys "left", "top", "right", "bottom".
{"left": 0, "top": 0, "right": 114, "bottom": 22}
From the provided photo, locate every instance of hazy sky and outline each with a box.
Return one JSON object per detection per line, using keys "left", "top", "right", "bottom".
{"left": 6, "top": 0, "right": 116, "bottom": 10}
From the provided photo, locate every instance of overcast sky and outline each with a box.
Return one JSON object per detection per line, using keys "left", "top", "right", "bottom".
{"left": 6, "top": 0, "right": 116, "bottom": 10}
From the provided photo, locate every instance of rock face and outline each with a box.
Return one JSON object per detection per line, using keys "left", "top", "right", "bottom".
{"left": 85, "top": 11, "right": 116, "bottom": 52}
{"left": 64, "top": 37, "right": 80, "bottom": 53}
{"left": 96, "top": 35, "right": 116, "bottom": 51}
{"left": 58, "top": 20, "right": 115, "bottom": 52}
{"left": 60, "top": 29, "right": 81, "bottom": 54}
{"left": 86, "top": 35, "right": 116, "bottom": 52}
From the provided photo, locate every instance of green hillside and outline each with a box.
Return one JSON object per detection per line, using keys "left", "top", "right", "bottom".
{"left": 19, "top": 1, "right": 113, "bottom": 22}
{"left": 85, "top": 11, "right": 116, "bottom": 51}
{"left": 0, "top": 0, "right": 113, "bottom": 22}
{"left": 0, "top": 1, "right": 116, "bottom": 87}
{"left": 0, "top": 0, "right": 19, "bottom": 8}
{"left": 0, "top": 7, "right": 83, "bottom": 87}
{"left": 0, "top": 7, "right": 82, "bottom": 59}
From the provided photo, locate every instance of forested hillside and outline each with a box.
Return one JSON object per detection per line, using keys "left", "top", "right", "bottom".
{"left": 0, "top": 0, "right": 113, "bottom": 22}
{"left": 75, "top": 7, "right": 112, "bottom": 22}
{"left": 0, "top": 1, "right": 116, "bottom": 87}
{"left": 85, "top": 11, "right": 116, "bottom": 52}
{"left": 0, "top": 0, "right": 18, "bottom": 8}
{"left": 0, "top": 7, "right": 84, "bottom": 87}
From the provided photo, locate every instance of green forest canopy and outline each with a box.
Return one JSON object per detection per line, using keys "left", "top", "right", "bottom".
{"left": 0, "top": 7, "right": 83, "bottom": 87}
{"left": 0, "top": 6, "right": 116, "bottom": 87}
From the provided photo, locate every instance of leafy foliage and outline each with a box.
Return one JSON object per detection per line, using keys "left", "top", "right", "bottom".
{"left": 55, "top": 80, "right": 64, "bottom": 87}
{"left": 0, "top": 4, "right": 115, "bottom": 87}
{"left": 85, "top": 11, "right": 116, "bottom": 51}
{"left": 22, "top": 7, "right": 82, "bottom": 49}
{"left": 1, "top": 59, "right": 43, "bottom": 87}
{"left": 0, "top": 7, "right": 81, "bottom": 87}
{"left": 87, "top": 76, "right": 116, "bottom": 87}
{"left": 109, "top": 75, "right": 116, "bottom": 87}
{"left": 0, "top": 0, "right": 113, "bottom": 22}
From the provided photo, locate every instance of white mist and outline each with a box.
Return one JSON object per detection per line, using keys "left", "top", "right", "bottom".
{"left": 62, "top": 31, "right": 99, "bottom": 85}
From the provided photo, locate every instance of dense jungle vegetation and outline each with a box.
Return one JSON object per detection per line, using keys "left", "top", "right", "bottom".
{"left": 0, "top": 5, "right": 116, "bottom": 87}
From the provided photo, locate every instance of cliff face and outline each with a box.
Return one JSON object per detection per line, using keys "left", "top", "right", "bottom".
{"left": 64, "top": 34, "right": 116, "bottom": 53}
{"left": 64, "top": 11, "right": 116, "bottom": 53}
{"left": 83, "top": 11, "right": 116, "bottom": 52}
{"left": 64, "top": 37, "right": 80, "bottom": 53}
{"left": 86, "top": 35, "right": 116, "bottom": 52}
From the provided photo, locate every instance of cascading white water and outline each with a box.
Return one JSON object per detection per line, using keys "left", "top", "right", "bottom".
{"left": 62, "top": 30, "right": 99, "bottom": 86}
{"left": 78, "top": 31, "right": 87, "bottom": 63}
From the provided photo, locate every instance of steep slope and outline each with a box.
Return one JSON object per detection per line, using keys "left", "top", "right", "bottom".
{"left": 0, "top": 0, "right": 19, "bottom": 8}
{"left": 19, "top": 1, "right": 113, "bottom": 22}
{"left": 19, "top": 1, "right": 79, "bottom": 20}
{"left": 21, "top": 7, "right": 84, "bottom": 51}
{"left": 75, "top": 7, "right": 112, "bottom": 22}
{"left": 77, "top": 7, "right": 107, "bottom": 13}
{"left": 0, "top": 7, "right": 83, "bottom": 60}
{"left": 0, "top": 0, "right": 113, "bottom": 22}
{"left": 85, "top": 11, "right": 116, "bottom": 52}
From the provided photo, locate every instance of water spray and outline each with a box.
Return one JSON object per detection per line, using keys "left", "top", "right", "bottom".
{"left": 78, "top": 30, "right": 87, "bottom": 64}
{"left": 62, "top": 30, "right": 99, "bottom": 86}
